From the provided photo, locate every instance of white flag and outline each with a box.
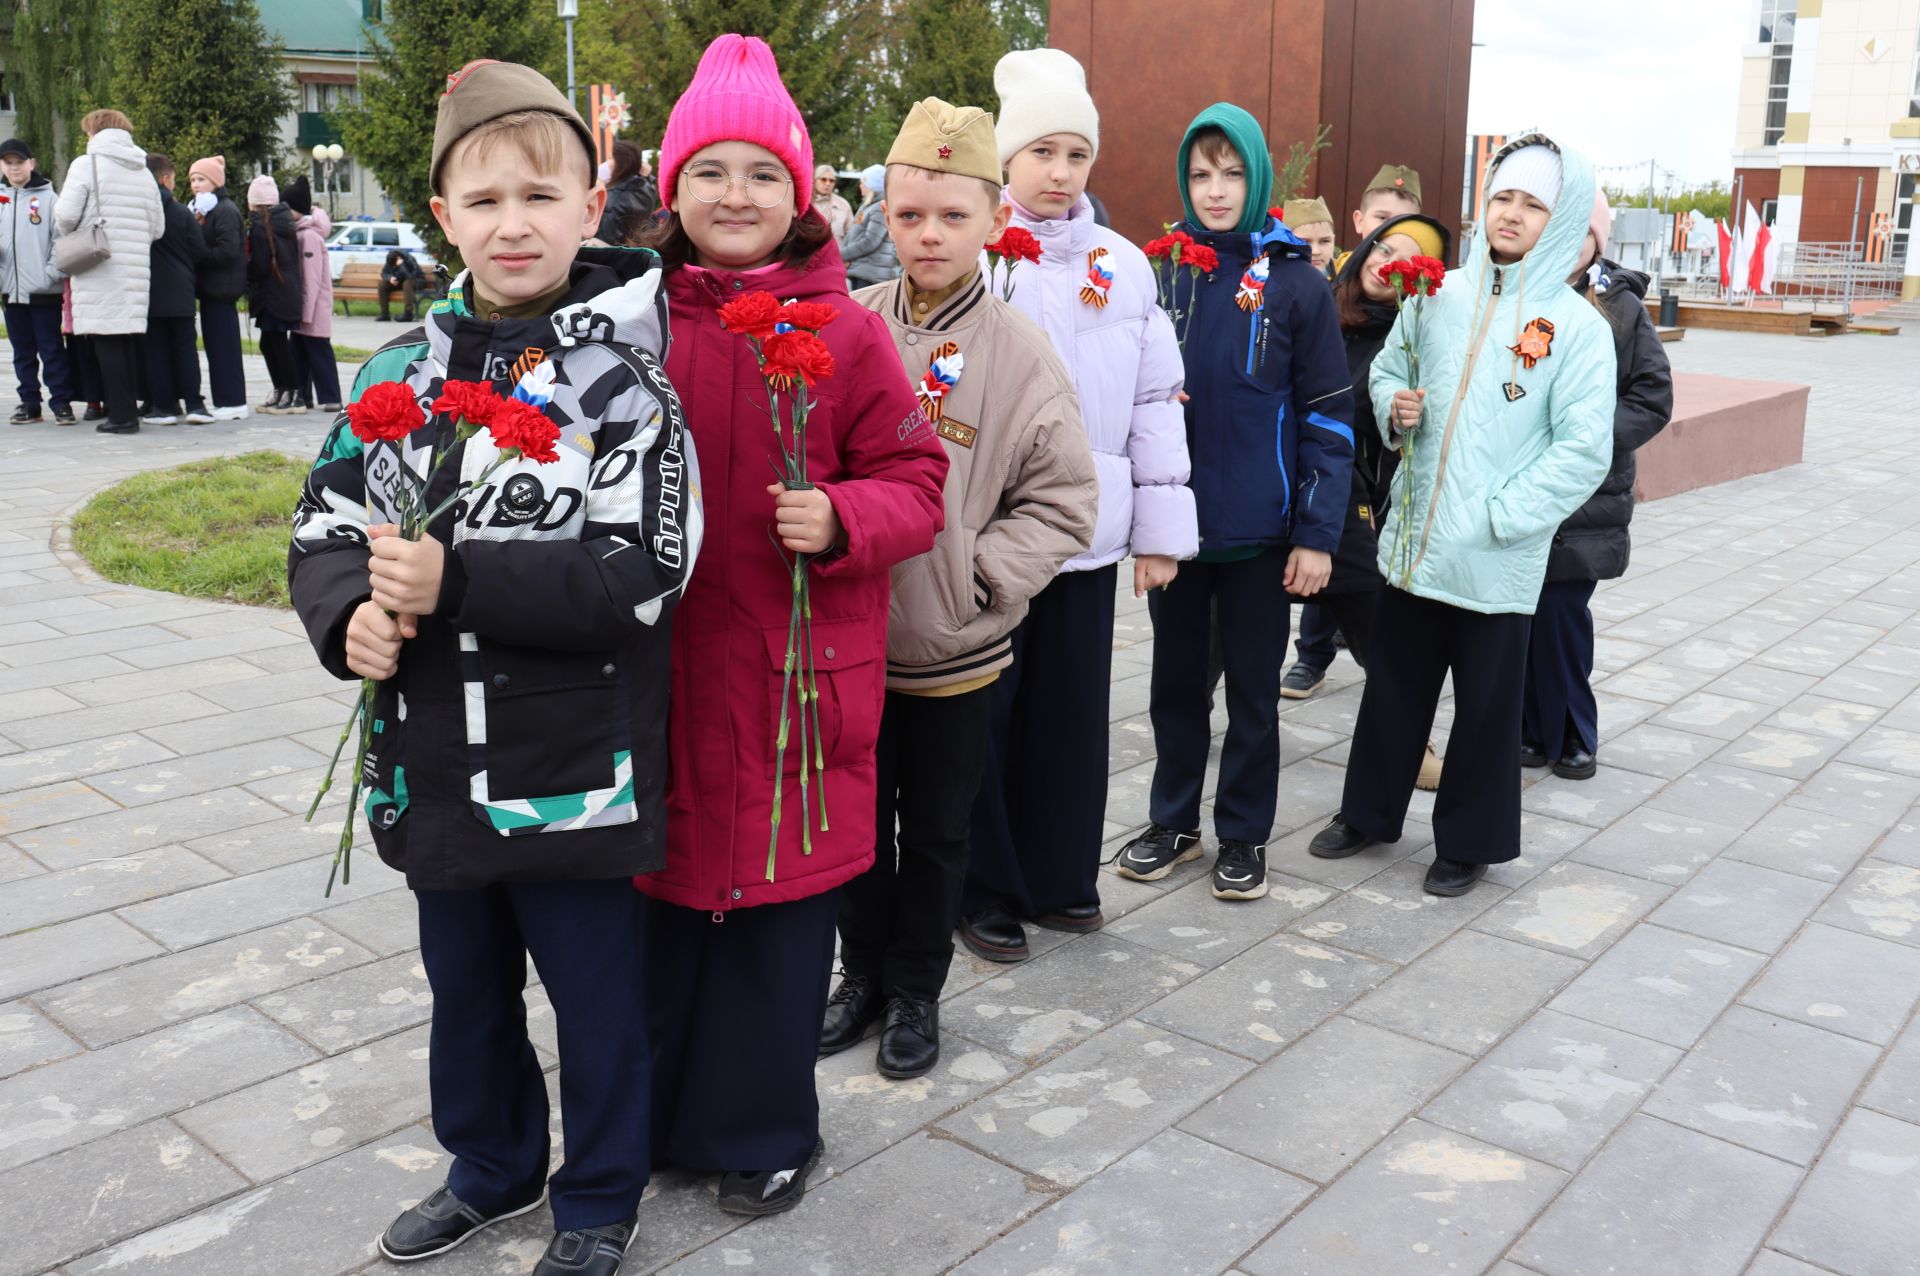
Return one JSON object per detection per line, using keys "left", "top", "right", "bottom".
{"left": 1732, "top": 202, "right": 1762, "bottom": 293}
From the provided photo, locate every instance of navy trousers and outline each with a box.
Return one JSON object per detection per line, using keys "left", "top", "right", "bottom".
{"left": 1149, "top": 550, "right": 1292, "bottom": 844}
{"left": 415, "top": 879, "right": 650, "bottom": 1233}
{"left": 1523, "top": 579, "right": 1600, "bottom": 760}
{"left": 294, "top": 334, "right": 341, "bottom": 406}
{"left": 1293, "top": 603, "right": 1338, "bottom": 671}
{"left": 5, "top": 302, "right": 73, "bottom": 411}
{"left": 644, "top": 890, "right": 839, "bottom": 1174}
{"left": 965, "top": 564, "right": 1119, "bottom": 917}
{"left": 199, "top": 299, "right": 247, "bottom": 409}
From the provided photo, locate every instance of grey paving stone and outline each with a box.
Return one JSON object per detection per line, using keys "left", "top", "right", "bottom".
{"left": 0, "top": 685, "right": 82, "bottom": 725}
{"left": 115, "top": 626, "right": 310, "bottom": 673}
{"left": 1642, "top": 1005, "right": 1878, "bottom": 1165}
{"left": 1810, "top": 663, "right": 1920, "bottom": 708}
{"left": 37, "top": 598, "right": 213, "bottom": 637}
{"left": 0, "top": 912, "right": 163, "bottom": 1001}
{"left": 1597, "top": 723, "right": 1725, "bottom": 780}
{"left": 1644, "top": 763, "right": 1799, "bottom": 831}
{"left": 87, "top": 739, "right": 328, "bottom": 809}
{"left": 1770, "top": 1108, "right": 1920, "bottom": 1276}
{"left": 1839, "top": 724, "right": 1920, "bottom": 780}
{"left": 944, "top": 935, "right": 1204, "bottom": 1064}
{"left": 0, "top": 778, "right": 118, "bottom": 834}
{"left": 1348, "top": 931, "right": 1585, "bottom": 1057}
{"left": 2, "top": 690, "right": 224, "bottom": 751}
{"left": 1520, "top": 767, "right": 1669, "bottom": 830}
{"left": 0, "top": 734, "right": 178, "bottom": 794}
{"left": 1287, "top": 861, "right": 1510, "bottom": 963}
{"left": 1548, "top": 925, "right": 1766, "bottom": 1049}
{"left": 56, "top": 657, "right": 276, "bottom": 709}
{"left": 41, "top": 919, "right": 375, "bottom": 1047}
{"left": 1764, "top": 693, "right": 1886, "bottom": 742}
{"left": 1650, "top": 691, "right": 1782, "bottom": 743}
{"left": 1105, "top": 873, "right": 1333, "bottom": 967}
{"left": 0, "top": 845, "right": 228, "bottom": 936}
{"left": 1567, "top": 805, "right": 1745, "bottom": 884}
{"left": 1722, "top": 805, "right": 1884, "bottom": 882}
{"left": 0, "top": 1006, "right": 317, "bottom": 1173}
{"left": 1874, "top": 807, "right": 1920, "bottom": 869}
{"left": 1179, "top": 1015, "right": 1467, "bottom": 1183}
{"left": 314, "top": 888, "right": 421, "bottom": 957}
{"left": 0, "top": 626, "right": 185, "bottom": 672}
{"left": 140, "top": 695, "right": 350, "bottom": 756}
{"left": 10, "top": 787, "right": 286, "bottom": 870}
{"left": 1754, "top": 619, "right": 1884, "bottom": 677}
{"left": 1421, "top": 1008, "right": 1678, "bottom": 1172}
{"left": 1861, "top": 1016, "right": 1920, "bottom": 1123}
{"left": 1471, "top": 863, "right": 1670, "bottom": 959}
{"left": 1241, "top": 1119, "right": 1567, "bottom": 1276}
{"left": 941, "top": 1018, "right": 1250, "bottom": 1187}
{"left": 238, "top": 641, "right": 338, "bottom": 674}
{"left": 0, "top": 1000, "right": 79, "bottom": 1078}
{"left": 951, "top": 1129, "right": 1311, "bottom": 1276}
{"left": 1597, "top": 657, "right": 1723, "bottom": 705}
{"left": 257, "top": 951, "right": 433, "bottom": 1053}
{"left": 1645, "top": 858, "right": 1834, "bottom": 953}
{"left": 1740, "top": 923, "right": 1920, "bottom": 1044}
{"left": 66, "top": 1129, "right": 448, "bottom": 1276}
{"left": 1513, "top": 1114, "right": 1801, "bottom": 1276}
{"left": 1136, "top": 934, "right": 1395, "bottom": 1061}
{"left": 0, "top": 1120, "right": 249, "bottom": 1276}
{"left": 185, "top": 811, "right": 370, "bottom": 875}
{"left": 1744, "top": 1251, "right": 1837, "bottom": 1276}
{"left": 816, "top": 1039, "right": 1022, "bottom": 1169}
{"left": 117, "top": 853, "right": 404, "bottom": 950}
{"left": 1787, "top": 761, "right": 1920, "bottom": 826}
{"left": 1269, "top": 758, "right": 1351, "bottom": 836}
{"left": 663, "top": 1133, "right": 1049, "bottom": 1276}
{"left": 1715, "top": 727, "right": 1850, "bottom": 781}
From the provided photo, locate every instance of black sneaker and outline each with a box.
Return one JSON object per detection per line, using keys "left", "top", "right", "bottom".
{"left": 532, "top": 1218, "right": 634, "bottom": 1276}
{"left": 717, "top": 1138, "right": 825, "bottom": 1217}
{"left": 1113, "top": 824, "right": 1203, "bottom": 882}
{"left": 1280, "top": 662, "right": 1327, "bottom": 700}
{"left": 52, "top": 405, "right": 77, "bottom": 425}
{"left": 377, "top": 313, "right": 394, "bottom": 322}
{"left": 377, "top": 1183, "right": 546, "bottom": 1262}
{"left": 95, "top": 419, "right": 140, "bottom": 434}
{"left": 9, "top": 404, "right": 41, "bottom": 424}
{"left": 1211, "top": 839, "right": 1269, "bottom": 900}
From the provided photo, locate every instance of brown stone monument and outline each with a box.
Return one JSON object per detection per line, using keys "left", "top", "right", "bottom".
{"left": 1048, "top": 0, "right": 1475, "bottom": 247}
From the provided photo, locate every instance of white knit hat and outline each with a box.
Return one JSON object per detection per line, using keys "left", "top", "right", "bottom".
{"left": 1486, "top": 144, "right": 1562, "bottom": 211}
{"left": 993, "top": 48, "right": 1100, "bottom": 163}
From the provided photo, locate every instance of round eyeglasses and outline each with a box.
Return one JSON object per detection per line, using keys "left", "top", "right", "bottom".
{"left": 681, "top": 167, "right": 792, "bottom": 209}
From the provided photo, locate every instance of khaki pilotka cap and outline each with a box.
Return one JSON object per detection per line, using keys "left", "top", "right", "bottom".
{"left": 430, "top": 59, "right": 597, "bottom": 193}
{"left": 1364, "top": 164, "right": 1423, "bottom": 205}
{"left": 1283, "top": 197, "right": 1335, "bottom": 228}
{"left": 885, "top": 97, "right": 1002, "bottom": 187}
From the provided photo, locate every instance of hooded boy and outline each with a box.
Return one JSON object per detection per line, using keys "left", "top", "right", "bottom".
{"left": 288, "top": 60, "right": 700, "bottom": 1276}
{"left": 0, "top": 137, "right": 76, "bottom": 423}
{"left": 1116, "top": 103, "right": 1354, "bottom": 902}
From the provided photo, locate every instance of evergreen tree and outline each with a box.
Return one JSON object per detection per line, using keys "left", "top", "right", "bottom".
{"left": 109, "top": 0, "right": 293, "bottom": 196}
{"left": 893, "top": 0, "right": 1007, "bottom": 125}
{"left": 11, "top": 0, "right": 114, "bottom": 176}
{"left": 993, "top": 0, "right": 1049, "bottom": 52}
{"left": 340, "top": 0, "right": 561, "bottom": 266}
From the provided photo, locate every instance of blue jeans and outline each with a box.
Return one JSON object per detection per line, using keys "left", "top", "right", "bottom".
{"left": 4, "top": 302, "right": 73, "bottom": 411}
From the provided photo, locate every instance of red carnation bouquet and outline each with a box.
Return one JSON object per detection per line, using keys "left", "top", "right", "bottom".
{"left": 1376, "top": 254, "right": 1448, "bottom": 586}
{"left": 1142, "top": 227, "right": 1218, "bottom": 349}
{"left": 305, "top": 379, "right": 563, "bottom": 895}
{"left": 718, "top": 292, "right": 842, "bottom": 880}
{"left": 985, "top": 225, "right": 1042, "bottom": 302}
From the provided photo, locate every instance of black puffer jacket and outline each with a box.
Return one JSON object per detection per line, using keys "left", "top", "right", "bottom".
{"left": 1546, "top": 260, "right": 1673, "bottom": 582}
{"left": 596, "top": 175, "right": 657, "bottom": 245}
{"left": 246, "top": 203, "right": 304, "bottom": 324}
{"left": 148, "top": 184, "right": 207, "bottom": 319}
{"left": 195, "top": 190, "right": 246, "bottom": 302}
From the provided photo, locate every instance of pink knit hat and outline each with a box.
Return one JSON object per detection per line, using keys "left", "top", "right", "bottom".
{"left": 246, "top": 174, "right": 279, "bottom": 207}
{"left": 1589, "top": 187, "right": 1612, "bottom": 261}
{"left": 189, "top": 155, "right": 227, "bottom": 190}
{"left": 658, "top": 34, "right": 812, "bottom": 213}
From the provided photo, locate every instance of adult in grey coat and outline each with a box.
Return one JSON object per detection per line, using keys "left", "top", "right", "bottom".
{"left": 840, "top": 164, "right": 898, "bottom": 287}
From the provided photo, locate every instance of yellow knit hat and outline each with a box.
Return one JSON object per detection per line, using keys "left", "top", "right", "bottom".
{"left": 886, "top": 97, "right": 1002, "bottom": 187}
{"left": 1377, "top": 217, "right": 1447, "bottom": 261}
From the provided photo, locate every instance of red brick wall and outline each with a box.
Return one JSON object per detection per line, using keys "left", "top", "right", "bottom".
{"left": 1733, "top": 168, "right": 1780, "bottom": 220}
{"left": 1798, "top": 166, "right": 1878, "bottom": 245}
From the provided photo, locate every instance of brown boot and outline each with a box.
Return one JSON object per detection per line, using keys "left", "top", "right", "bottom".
{"left": 1416, "top": 742, "right": 1443, "bottom": 791}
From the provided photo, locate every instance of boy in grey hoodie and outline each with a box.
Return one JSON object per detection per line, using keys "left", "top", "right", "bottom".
{"left": 0, "top": 138, "right": 75, "bottom": 424}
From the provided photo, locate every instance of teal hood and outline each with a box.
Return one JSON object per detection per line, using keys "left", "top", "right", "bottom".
{"left": 1472, "top": 133, "right": 1596, "bottom": 297}
{"left": 1176, "top": 103, "right": 1274, "bottom": 236}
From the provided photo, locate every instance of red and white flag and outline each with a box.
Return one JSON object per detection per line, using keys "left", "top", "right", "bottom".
{"left": 1749, "top": 217, "right": 1775, "bottom": 294}
{"left": 1717, "top": 218, "right": 1735, "bottom": 289}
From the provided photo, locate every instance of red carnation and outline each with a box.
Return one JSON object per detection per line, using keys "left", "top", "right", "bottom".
{"left": 1142, "top": 235, "right": 1174, "bottom": 259}
{"left": 1270, "top": 205, "right": 1285, "bottom": 221}
{"left": 1412, "top": 255, "right": 1448, "bottom": 293}
{"left": 987, "top": 225, "right": 1042, "bottom": 265}
{"left": 779, "top": 300, "right": 840, "bottom": 333}
{"left": 761, "top": 330, "right": 836, "bottom": 392}
{"left": 345, "top": 381, "right": 425, "bottom": 445}
{"left": 486, "top": 397, "right": 562, "bottom": 465}
{"left": 1185, "top": 243, "right": 1220, "bottom": 274}
{"left": 432, "top": 379, "right": 500, "bottom": 428}
{"left": 718, "top": 291, "right": 783, "bottom": 340}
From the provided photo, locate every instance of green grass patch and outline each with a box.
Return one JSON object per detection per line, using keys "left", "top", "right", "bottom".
{"left": 70, "top": 452, "right": 307, "bottom": 609}
{"left": 194, "top": 336, "right": 375, "bottom": 362}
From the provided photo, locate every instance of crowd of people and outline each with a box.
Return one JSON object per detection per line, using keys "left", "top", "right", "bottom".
{"left": 285, "top": 34, "right": 1670, "bottom": 1276}
{"left": 0, "top": 113, "right": 346, "bottom": 432}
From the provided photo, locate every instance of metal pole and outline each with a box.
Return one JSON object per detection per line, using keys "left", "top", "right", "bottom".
{"left": 1843, "top": 175, "right": 1863, "bottom": 319}
{"left": 565, "top": 17, "right": 577, "bottom": 107}
{"left": 1646, "top": 158, "right": 1655, "bottom": 211}
{"left": 1731, "top": 174, "right": 1744, "bottom": 299}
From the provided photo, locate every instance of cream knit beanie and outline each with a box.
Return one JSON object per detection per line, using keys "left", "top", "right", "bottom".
{"left": 993, "top": 48, "right": 1099, "bottom": 164}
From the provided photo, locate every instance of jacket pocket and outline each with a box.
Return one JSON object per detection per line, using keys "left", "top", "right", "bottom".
{"left": 471, "top": 638, "right": 636, "bottom": 828}
{"left": 761, "top": 617, "right": 884, "bottom": 780}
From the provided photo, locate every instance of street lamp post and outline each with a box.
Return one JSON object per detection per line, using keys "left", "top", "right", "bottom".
{"left": 557, "top": 0, "right": 578, "bottom": 108}
{"left": 311, "top": 142, "right": 345, "bottom": 220}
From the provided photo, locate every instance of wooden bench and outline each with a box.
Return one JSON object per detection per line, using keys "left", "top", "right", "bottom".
{"left": 334, "top": 263, "right": 385, "bottom": 317}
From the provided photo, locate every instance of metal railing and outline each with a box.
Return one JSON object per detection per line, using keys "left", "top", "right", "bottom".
{"left": 1654, "top": 242, "right": 1904, "bottom": 316}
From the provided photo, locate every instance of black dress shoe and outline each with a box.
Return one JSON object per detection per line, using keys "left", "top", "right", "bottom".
{"left": 877, "top": 996, "right": 939, "bottom": 1079}
{"left": 1520, "top": 740, "right": 1549, "bottom": 768}
{"left": 377, "top": 1183, "right": 546, "bottom": 1261}
{"left": 1553, "top": 744, "right": 1598, "bottom": 781}
{"left": 82, "top": 402, "right": 107, "bottom": 421}
{"left": 95, "top": 419, "right": 139, "bottom": 434}
{"left": 1424, "top": 857, "right": 1488, "bottom": 897}
{"left": 533, "top": 1218, "right": 634, "bottom": 1275}
{"left": 1308, "top": 817, "right": 1379, "bottom": 860}
{"left": 1032, "top": 902, "right": 1104, "bottom": 933}
{"left": 818, "top": 972, "right": 881, "bottom": 1056}
{"left": 959, "top": 903, "right": 1029, "bottom": 963}
{"left": 717, "top": 1138, "right": 824, "bottom": 1216}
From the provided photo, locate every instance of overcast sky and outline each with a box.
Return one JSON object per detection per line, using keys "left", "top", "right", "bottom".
{"left": 1466, "top": 0, "right": 1751, "bottom": 190}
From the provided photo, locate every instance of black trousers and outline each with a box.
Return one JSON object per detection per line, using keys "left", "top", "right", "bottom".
{"left": 89, "top": 333, "right": 142, "bottom": 427}
{"left": 1294, "top": 603, "right": 1339, "bottom": 670}
{"left": 1210, "top": 585, "right": 1378, "bottom": 695}
{"left": 5, "top": 302, "right": 74, "bottom": 410}
{"left": 1341, "top": 585, "right": 1531, "bottom": 864}
{"left": 415, "top": 878, "right": 650, "bottom": 1233}
{"left": 143, "top": 316, "right": 202, "bottom": 414}
{"left": 842, "top": 686, "right": 993, "bottom": 1002}
{"left": 199, "top": 299, "right": 247, "bottom": 408}
{"left": 644, "top": 889, "right": 838, "bottom": 1173}
{"left": 257, "top": 324, "right": 298, "bottom": 394}
{"left": 1524, "top": 579, "right": 1600, "bottom": 761}
{"left": 293, "top": 334, "right": 341, "bottom": 406}
{"left": 68, "top": 333, "right": 104, "bottom": 405}
{"left": 965, "top": 564, "right": 1119, "bottom": 917}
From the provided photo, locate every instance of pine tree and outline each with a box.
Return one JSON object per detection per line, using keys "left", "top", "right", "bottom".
{"left": 992, "top": 0, "right": 1049, "bottom": 52}
{"left": 109, "top": 0, "right": 293, "bottom": 195}
{"left": 892, "top": 0, "right": 1008, "bottom": 125}
{"left": 339, "top": 0, "right": 562, "bottom": 267}
{"left": 11, "top": 0, "right": 114, "bottom": 177}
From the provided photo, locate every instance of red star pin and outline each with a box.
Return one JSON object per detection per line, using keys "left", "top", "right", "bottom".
{"left": 1394, "top": 177, "right": 1405, "bottom": 187}
{"left": 938, "top": 144, "right": 953, "bottom": 159}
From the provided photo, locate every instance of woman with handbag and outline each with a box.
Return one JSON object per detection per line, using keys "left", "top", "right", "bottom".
{"left": 53, "top": 109, "right": 162, "bottom": 435}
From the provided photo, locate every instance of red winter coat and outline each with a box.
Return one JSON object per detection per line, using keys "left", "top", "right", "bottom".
{"left": 636, "top": 235, "right": 947, "bottom": 912}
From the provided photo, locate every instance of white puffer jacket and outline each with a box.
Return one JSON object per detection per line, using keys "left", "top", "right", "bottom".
{"left": 54, "top": 129, "right": 162, "bottom": 335}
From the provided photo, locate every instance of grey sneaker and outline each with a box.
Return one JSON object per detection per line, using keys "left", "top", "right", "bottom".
{"left": 377, "top": 1183, "right": 546, "bottom": 1262}
{"left": 532, "top": 1218, "right": 635, "bottom": 1275}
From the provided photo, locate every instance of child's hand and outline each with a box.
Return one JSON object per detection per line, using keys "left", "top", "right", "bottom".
{"left": 345, "top": 601, "right": 404, "bottom": 681}
{"left": 1391, "top": 388, "right": 1426, "bottom": 431}
{"left": 768, "top": 485, "right": 844, "bottom": 556}
{"left": 1133, "top": 554, "right": 1178, "bottom": 597}
{"left": 368, "top": 525, "right": 445, "bottom": 617}
{"left": 1285, "top": 547, "right": 1332, "bottom": 598}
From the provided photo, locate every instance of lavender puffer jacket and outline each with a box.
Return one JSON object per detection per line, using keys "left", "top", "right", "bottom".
{"left": 993, "top": 194, "right": 1197, "bottom": 571}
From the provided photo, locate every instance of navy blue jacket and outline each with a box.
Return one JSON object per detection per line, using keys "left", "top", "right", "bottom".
{"left": 1166, "top": 217, "right": 1354, "bottom": 554}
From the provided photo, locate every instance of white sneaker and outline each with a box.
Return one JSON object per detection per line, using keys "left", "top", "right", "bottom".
{"left": 211, "top": 404, "right": 251, "bottom": 420}
{"left": 143, "top": 413, "right": 180, "bottom": 426}
{"left": 183, "top": 407, "right": 215, "bottom": 425}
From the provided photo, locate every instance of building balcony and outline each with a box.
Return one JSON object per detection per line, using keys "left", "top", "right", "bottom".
{"left": 296, "top": 112, "right": 343, "bottom": 149}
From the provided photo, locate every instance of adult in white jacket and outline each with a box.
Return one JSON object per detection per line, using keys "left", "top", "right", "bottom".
{"left": 54, "top": 109, "right": 162, "bottom": 434}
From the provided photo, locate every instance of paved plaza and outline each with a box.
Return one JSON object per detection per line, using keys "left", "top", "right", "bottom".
{"left": 2, "top": 321, "right": 1919, "bottom": 1275}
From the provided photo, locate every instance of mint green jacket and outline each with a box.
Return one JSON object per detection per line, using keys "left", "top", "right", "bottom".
{"left": 1370, "top": 135, "right": 1617, "bottom": 615}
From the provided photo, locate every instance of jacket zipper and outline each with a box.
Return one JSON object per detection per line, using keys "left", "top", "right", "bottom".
{"left": 1407, "top": 264, "right": 1503, "bottom": 580}
{"left": 1275, "top": 404, "right": 1292, "bottom": 523}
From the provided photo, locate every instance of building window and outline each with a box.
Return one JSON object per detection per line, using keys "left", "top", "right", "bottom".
{"left": 1909, "top": 44, "right": 1920, "bottom": 117}
{"left": 1764, "top": 45, "right": 1793, "bottom": 145}
{"left": 363, "top": 0, "right": 383, "bottom": 21}
{"left": 313, "top": 158, "right": 354, "bottom": 196}
{"left": 1760, "top": 199, "right": 1778, "bottom": 225}
{"left": 1894, "top": 173, "right": 1917, "bottom": 264}
{"left": 302, "top": 82, "right": 360, "bottom": 113}
{"left": 1758, "top": 0, "right": 1796, "bottom": 44}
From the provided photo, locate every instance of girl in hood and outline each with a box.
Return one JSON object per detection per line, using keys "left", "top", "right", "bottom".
{"left": 1307, "top": 135, "right": 1616, "bottom": 896}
